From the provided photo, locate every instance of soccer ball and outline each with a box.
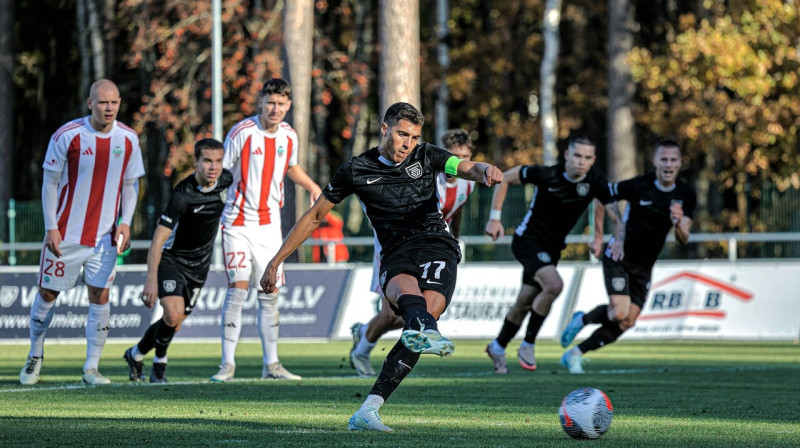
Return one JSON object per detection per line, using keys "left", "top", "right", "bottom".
{"left": 558, "top": 387, "right": 614, "bottom": 439}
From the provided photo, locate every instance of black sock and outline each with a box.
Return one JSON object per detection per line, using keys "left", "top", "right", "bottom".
{"left": 496, "top": 318, "right": 521, "bottom": 348}
{"left": 585, "top": 305, "right": 610, "bottom": 325}
{"left": 153, "top": 318, "right": 177, "bottom": 359}
{"left": 369, "top": 339, "right": 421, "bottom": 400}
{"left": 523, "top": 311, "right": 547, "bottom": 344}
{"left": 578, "top": 321, "right": 624, "bottom": 353}
{"left": 137, "top": 322, "right": 157, "bottom": 355}
{"left": 397, "top": 294, "right": 437, "bottom": 332}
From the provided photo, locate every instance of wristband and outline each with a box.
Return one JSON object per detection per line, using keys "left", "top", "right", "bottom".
{"left": 489, "top": 209, "right": 502, "bottom": 221}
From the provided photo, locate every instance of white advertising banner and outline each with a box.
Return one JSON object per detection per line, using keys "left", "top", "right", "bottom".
{"left": 334, "top": 263, "right": 578, "bottom": 340}
{"left": 570, "top": 261, "right": 800, "bottom": 341}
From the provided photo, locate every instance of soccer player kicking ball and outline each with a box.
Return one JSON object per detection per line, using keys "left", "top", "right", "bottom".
{"left": 260, "top": 102, "right": 503, "bottom": 431}
{"left": 348, "top": 128, "right": 477, "bottom": 377}
{"left": 560, "top": 139, "right": 695, "bottom": 373}
{"left": 123, "top": 139, "right": 232, "bottom": 383}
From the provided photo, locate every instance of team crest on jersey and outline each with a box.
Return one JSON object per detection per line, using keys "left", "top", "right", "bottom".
{"left": 537, "top": 252, "right": 551, "bottom": 263}
{"left": 612, "top": 277, "right": 626, "bottom": 291}
{"left": 278, "top": 145, "right": 286, "bottom": 157}
{"left": 576, "top": 183, "right": 590, "bottom": 197}
{"left": 113, "top": 146, "right": 123, "bottom": 158}
{"left": 405, "top": 162, "right": 423, "bottom": 179}
{"left": 163, "top": 280, "right": 176, "bottom": 292}
{"left": 220, "top": 189, "right": 227, "bottom": 203}
{"left": 458, "top": 193, "right": 466, "bottom": 202}
{"left": 0, "top": 286, "right": 19, "bottom": 307}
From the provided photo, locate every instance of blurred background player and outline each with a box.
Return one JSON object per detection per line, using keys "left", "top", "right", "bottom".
{"left": 123, "top": 139, "right": 232, "bottom": 383}
{"left": 260, "top": 102, "right": 503, "bottom": 431}
{"left": 483, "top": 134, "right": 617, "bottom": 374}
{"left": 348, "top": 128, "right": 476, "bottom": 376}
{"left": 211, "top": 78, "right": 322, "bottom": 382}
{"left": 560, "top": 139, "right": 696, "bottom": 373}
{"left": 20, "top": 79, "right": 145, "bottom": 386}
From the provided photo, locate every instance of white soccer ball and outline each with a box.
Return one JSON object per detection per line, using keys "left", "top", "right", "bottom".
{"left": 558, "top": 387, "right": 614, "bottom": 439}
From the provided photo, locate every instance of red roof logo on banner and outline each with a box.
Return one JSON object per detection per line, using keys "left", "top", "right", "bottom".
{"left": 639, "top": 271, "right": 753, "bottom": 321}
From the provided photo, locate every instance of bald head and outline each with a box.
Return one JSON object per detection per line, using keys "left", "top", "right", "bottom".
{"left": 87, "top": 79, "right": 121, "bottom": 133}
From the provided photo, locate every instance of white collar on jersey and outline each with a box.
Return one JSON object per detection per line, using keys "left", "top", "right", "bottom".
{"left": 562, "top": 171, "right": 588, "bottom": 183}
{"left": 196, "top": 177, "right": 219, "bottom": 193}
{"left": 378, "top": 155, "right": 396, "bottom": 166}
{"left": 654, "top": 179, "right": 677, "bottom": 192}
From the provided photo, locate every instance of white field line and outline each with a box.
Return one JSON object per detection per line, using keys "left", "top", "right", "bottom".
{"left": 1, "top": 365, "right": 794, "bottom": 394}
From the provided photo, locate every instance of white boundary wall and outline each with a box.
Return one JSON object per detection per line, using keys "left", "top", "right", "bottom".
{"left": 334, "top": 260, "right": 800, "bottom": 342}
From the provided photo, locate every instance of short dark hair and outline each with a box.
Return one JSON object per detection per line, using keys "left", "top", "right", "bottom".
{"left": 656, "top": 139, "right": 681, "bottom": 153}
{"left": 382, "top": 102, "right": 424, "bottom": 128}
{"left": 567, "top": 133, "right": 596, "bottom": 151}
{"left": 195, "top": 138, "right": 224, "bottom": 159}
{"left": 441, "top": 129, "right": 472, "bottom": 151}
{"left": 261, "top": 78, "right": 292, "bottom": 99}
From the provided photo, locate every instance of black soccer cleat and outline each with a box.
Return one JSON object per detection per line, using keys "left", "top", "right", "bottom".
{"left": 150, "top": 362, "right": 167, "bottom": 384}
{"left": 123, "top": 347, "right": 145, "bottom": 382}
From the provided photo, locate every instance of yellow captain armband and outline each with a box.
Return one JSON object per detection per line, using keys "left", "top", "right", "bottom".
{"left": 445, "top": 156, "right": 462, "bottom": 177}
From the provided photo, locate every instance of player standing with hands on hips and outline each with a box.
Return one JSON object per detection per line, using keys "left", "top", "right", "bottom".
{"left": 21, "top": 79, "right": 145, "bottom": 386}
{"left": 261, "top": 102, "right": 503, "bottom": 431}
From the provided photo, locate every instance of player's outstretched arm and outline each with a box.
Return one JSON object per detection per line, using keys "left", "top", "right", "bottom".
{"left": 261, "top": 195, "right": 336, "bottom": 293}
{"left": 456, "top": 160, "right": 503, "bottom": 186}
{"left": 484, "top": 166, "right": 522, "bottom": 241}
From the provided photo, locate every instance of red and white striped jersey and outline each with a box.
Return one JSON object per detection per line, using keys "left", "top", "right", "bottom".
{"left": 43, "top": 117, "right": 145, "bottom": 247}
{"left": 437, "top": 173, "right": 475, "bottom": 224}
{"left": 221, "top": 116, "right": 298, "bottom": 227}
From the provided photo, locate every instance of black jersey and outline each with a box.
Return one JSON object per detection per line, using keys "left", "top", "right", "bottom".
{"left": 323, "top": 143, "right": 459, "bottom": 259}
{"left": 514, "top": 163, "right": 613, "bottom": 249}
{"left": 158, "top": 169, "right": 233, "bottom": 266}
{"left": 610, "top": 172, "right": 696, "bottom": 266}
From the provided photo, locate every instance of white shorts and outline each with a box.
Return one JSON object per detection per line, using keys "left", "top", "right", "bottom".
{"left": 222, "top": 224, "right": 285, "bottom": 288}
{"left": 37, "top": 235, "right": 117, "bottom": 291}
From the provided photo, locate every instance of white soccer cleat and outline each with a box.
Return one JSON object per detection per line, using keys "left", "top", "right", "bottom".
{"left": 349, "top": 323, "right": 376, "bottom": 376}
{"left": 211, "top": 363, "right": 236, "bottom": 383}
{"left": 485, "top": 343, "right": 508, "bottom": 374}
{"left": 560, "top": 349, "right": 586, "bottom": 374}
{"left": 400, "top": 329, "right": 454, "bottom": 357}
{"left": 350, "top": 351, "right": 376, "bottom": 377}
{"left": 81, "top": 368, "right": 112, "bottom": 385}
{"left": 263, "top": 362, "right": 302, "bottom": 380}
{"left": 20, "top": 356, "right": 43, "bottom": 385}
{"left": 560, "top": 311, "right": 586, "bottom": 348}
{"left": 347, "top": 407, "right": 394, "bottom": 432}
{"left": 518, "top": 344, "right": 537, "bottom": 371}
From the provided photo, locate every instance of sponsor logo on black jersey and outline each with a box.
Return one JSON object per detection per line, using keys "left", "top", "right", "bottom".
{"left": 576, "top": 183, "right": 590, "bottom": 196}
{"left": 405, "top": 162, "right": 423, "bottom": 179}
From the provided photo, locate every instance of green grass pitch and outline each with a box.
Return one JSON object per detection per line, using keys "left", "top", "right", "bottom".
{"left": 1, "top": 340, "right": 798, "bottom": 447}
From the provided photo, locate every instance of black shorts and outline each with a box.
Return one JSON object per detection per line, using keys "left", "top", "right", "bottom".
{"left": 379, "top": 237, "right": 460, "bottom": 313}
{"left": 602, "top": 255, "right": 653, "bottom": 308}
{"left": 157, "top": 254, "right": 209, "bottom": 315}
{"left": 511, "top": 234, "right": 562, "bottom": 286}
